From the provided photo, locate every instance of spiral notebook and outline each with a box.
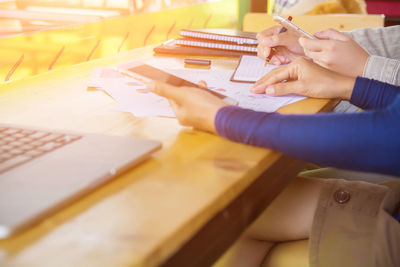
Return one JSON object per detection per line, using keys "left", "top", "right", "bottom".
{"left": 153, "top": 39, "right": 256, "bottom": 57}
{"left": 154, "top": 29, "right": 258, "bottom": 57}
{"left": 174, "top": 38, "right": 258, "bottom": 53}
{"left": 179, "top": 29, "right": 258, "bottom": 45}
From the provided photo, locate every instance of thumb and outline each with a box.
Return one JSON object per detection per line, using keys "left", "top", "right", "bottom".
{"left": 197, "top": 80, "right": 208, "bottom": 89}
{"left": 146, "top": 81, "right": 184, "bottom": 104}
{"left": 265, "top": 81, "right": 302, "bottom": 97}
{"left": 299, "top": 37, "right": 327, "bottom": 52}
{"left": 314, "top": 28, "right": 348, "bottom": 41}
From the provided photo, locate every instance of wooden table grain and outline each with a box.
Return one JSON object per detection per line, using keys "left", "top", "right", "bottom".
{"left": 0, "top": 44, "right": 337, "bottom": 267}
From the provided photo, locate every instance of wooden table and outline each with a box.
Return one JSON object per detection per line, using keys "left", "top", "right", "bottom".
{"left": 0, "top": 44, "right": 336, "bottom": 267}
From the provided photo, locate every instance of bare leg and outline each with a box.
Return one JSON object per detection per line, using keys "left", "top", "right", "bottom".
{"left": 262, "top": 240, "right": 309, "bottom": 267}
{"left": 214, "top": 176, "right": 325, "bottom": 267}
{"left": 214, "top": 238, "right": 273, "bottom": 267}
{"left": 246, "top": 176, "right": 324, "bottom": 242}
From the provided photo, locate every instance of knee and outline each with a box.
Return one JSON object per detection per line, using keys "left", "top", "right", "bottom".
{"left": 261, "top": 239, "right": 309, "bottom": 267}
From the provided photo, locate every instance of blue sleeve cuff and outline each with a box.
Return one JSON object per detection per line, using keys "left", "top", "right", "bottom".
{"left": 350, "top": 76, "right": 400, "bottom": 110}
{"left": 350, "top": 76, "right": 369, "bottom": 108}
{"left": 215, "top": 105, "right": 278, "bottom": 148}
{"left": 215, "top": 106, "right": 241, "bottom": 138}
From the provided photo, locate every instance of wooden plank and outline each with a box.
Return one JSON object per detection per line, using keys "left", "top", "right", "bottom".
{"left": 0, "top": 44, "right": 335, "bottom": 266}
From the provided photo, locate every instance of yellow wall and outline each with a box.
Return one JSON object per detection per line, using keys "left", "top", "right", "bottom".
{"left": 0, "top": 0, "right": 237, "bottom": 83}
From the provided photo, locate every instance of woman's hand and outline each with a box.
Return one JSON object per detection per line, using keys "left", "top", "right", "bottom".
{"left": 257, "top": 26, "right": 306, "bottom": 65}
{"left": 146, "top": 81, "right": 229, "bottom": 133}
{"left": 300, "top": 29, "right": 369, "bottom": 77}
{"left": 251, "top": 57, "right": 356, "bottom": 100}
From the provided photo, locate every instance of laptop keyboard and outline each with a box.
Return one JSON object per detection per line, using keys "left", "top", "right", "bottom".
{"left": 0, "top": 126, "right": 82, "bottom": 174}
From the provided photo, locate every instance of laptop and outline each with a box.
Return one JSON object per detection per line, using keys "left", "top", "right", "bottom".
{"left": 0, "top": 123, "right": 161, "bottom": 239}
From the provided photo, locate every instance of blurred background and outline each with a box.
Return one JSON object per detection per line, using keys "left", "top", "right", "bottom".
{"left": 0, "top": 0, "right": 398, "bottom": 83}
{"left": 0, "top": 0, "right": 238, "bottom": 82}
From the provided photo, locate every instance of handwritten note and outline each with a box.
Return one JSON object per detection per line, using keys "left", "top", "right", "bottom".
{"left": 231, "top": 55, "right": 280, "bottom": 83}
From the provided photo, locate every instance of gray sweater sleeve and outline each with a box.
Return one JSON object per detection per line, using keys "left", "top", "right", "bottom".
{"left": 345, "top": 26, "right": 400, "bottom": 85}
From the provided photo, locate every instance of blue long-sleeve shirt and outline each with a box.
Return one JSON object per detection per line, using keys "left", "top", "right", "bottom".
{"left": 215, "top": 77, "right": 400, "bottom": 176}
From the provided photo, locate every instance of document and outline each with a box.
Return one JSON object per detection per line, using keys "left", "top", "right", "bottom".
{"left": 87, "top": 67, "right": 127, "bottom": 88}
{"left": 230, "top": 55, "right": 280, "bottom": 83}
{"left": 88, "top": 65, "right": 305, "bottom": 118}
{"left": 88, "top": 67, "right": 174, "bottom": 117}
{"left": 167, "top": 68, "right": 305, "bottom": 113}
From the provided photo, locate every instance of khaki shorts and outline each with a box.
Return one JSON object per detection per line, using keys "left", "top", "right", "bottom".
{"left": 309, "top": 178, "right": 400, "bottom": 267}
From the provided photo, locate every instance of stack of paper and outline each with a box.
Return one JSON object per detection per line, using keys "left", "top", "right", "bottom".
{"left": 88, "top": 57, "right": 305, "bottom": 118}
{"left": 166, "top": 68, "right": 305, "bottom": 113}
{"left": 88, "top": 67, "right": 175, "bottom": 117}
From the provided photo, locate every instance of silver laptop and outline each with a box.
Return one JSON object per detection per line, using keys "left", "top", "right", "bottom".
{"left": 0, "top": 123, "right": 161, "bottom": 239}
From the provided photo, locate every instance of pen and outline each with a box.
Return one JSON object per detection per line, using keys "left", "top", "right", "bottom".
{"left": 184, "top": 58, "right": 211, "bottom": 66}
{"left": 264, "top": 16, "right": 292, "bottom": 66}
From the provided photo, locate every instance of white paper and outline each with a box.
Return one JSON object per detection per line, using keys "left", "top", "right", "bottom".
{"left": 88, "top": 67, "right": 175, "bottom": 117}
{"left": 231, "top": 55, "right": 280, "bottom": 83}
{"left": 88, "top": 63, "right": 305, "bottom": 118}
{"left": 87, "top": 67, "right": 129, "bottom": 88}
{"left": 167, "top": 68, "right": 305, "bottom": 113}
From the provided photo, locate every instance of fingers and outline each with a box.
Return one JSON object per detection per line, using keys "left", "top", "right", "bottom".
{"left": 167, "top": 99, "right": 191, "bottom": 126}
{"left": 256, "top": 26, "right": 282, "bottom": 42}
{"left": 302, "top": 47, "right": 319, "bottom": 59}
{"left": 197, "top": 80, "right": 208, "bottom": 89}
{"left": 168, "top": 99, "right": 179, "bottom": 112}
{"left": 258, "top": 45, "right": 283, "bottom": 64}
{"left": 167, "top": 99, "right": 184, "bottom": 121}
{"left": 257, "top": 25, "right": 296, "bottom": 50}
{"left": 257, "top": 46, "right": 265, "bottom": 59}
{"left": 300, "top": 37, "right": 342, "bottom": 67}
{"left": 257, "top": 44, "right": 272, "bottom": 60}
{"left": 301, "top": 39, "right": 336, "bottom": 68}
{"left": 314, "top": 28, "right": 348, "bottom": 41}
{"left": 260, "top": 30, "right": 293, "bottom": 48}
{"left": 146, "top": 81, "right": 185, "bottom": 104}
{"left": 302, "top": 49, "right": 328, "bottom": 68}
{"left": 274, "top": 54, "right": 287, "bottom": 65}
{"left": 251, "top": 65, "right": 292, "bottom": 93}
{"left": 270, "top": 56, "right": 283, "bottom": 65}
{"left": 299, "top": 37, "right": 325, "bottom": 52}
{"left": 264, "top": 81, "right": 304, "bottom": 97}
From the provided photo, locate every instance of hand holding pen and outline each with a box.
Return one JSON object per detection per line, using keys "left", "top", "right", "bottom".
{"left": 264, "top": 16, "right": 292, "bottom": 66}
{"left": 256, "top": 17, "right": 368, "bottom": 77}
{"left": 256, "top": 16, "right": 316, "bottom": 66}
